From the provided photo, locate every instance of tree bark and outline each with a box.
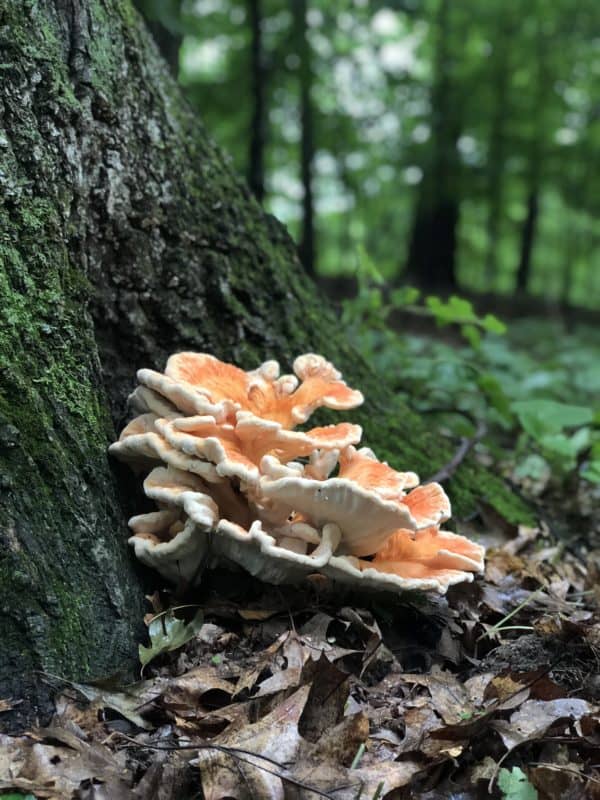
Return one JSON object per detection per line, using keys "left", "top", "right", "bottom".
{"left": 405, "top": 0, "right": 461, "bottom": 292}
{"left": 1, "top": 0, "right": 532, "bottom": 730}
{"left": 515, "top": 190, "right": 539, "bottom": 293}
{"left": 294, "top": 0, "right": 316, "bottom": 276}
{"left": 484, "top": 18, "right": 512, "bottom": 291}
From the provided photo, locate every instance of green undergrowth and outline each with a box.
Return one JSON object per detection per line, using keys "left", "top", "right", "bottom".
{"left": 341, "top": 254, "right": 599, "bottom": 509}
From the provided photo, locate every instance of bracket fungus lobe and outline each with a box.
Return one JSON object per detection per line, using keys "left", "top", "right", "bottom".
{"left": 111, "top": 352, "right": 484, "bottom": 594}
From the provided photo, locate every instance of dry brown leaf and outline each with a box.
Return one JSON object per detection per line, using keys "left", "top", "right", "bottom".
{"left": 233, "top": 631, "right": 289, "bottom": 698}
{"left": 194, "top": 685, "right": 310, "bottom": 800}
{"left": 403, "top": 665, "right": 473, "bottom": 724}
{"left": 161, "top": 664, "right": 236, "bottom": 717}
{"left": 484, "top": 673, "right": 530, "bottom": 709}
{"left": 502, "top": 525, "right": 541, "bottom": 556}
{"left": 0, "top": 698, "right": 15, "bottom": 714}
{"left": 255, "top": 632, "right": 309, "bottom": 698}
{"left": 237, "top": 608, "right": 279, "bottom": 621}
{"left": 0, "top": 727, "right": 132, "bottom": 800}
{"left": 298, "top": 654, "right": 349, "bottom": 742}
{"left": 291, "top": 713, "right": 422, "bottom": 799}
{"left": 493, "top": 697, "right": 596, "bottom": 750}
{"left": 72, "top": 679, "right": 163, "bottom": 730}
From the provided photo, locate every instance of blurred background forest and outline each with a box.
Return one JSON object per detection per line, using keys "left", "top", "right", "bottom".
{"left": 136, "top": 0, "right": 600, "bottom": 500}
{"left": 138, "top": 0, "right": 598, "bottom": 308}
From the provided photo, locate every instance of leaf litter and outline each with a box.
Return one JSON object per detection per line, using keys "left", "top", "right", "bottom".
{"left": 4, "top": 515, "right": 600, "bottom": 799}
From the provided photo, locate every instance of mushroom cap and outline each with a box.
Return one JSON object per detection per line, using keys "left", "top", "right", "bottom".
{"left": 137, "top": 368, "right": 237, "bottom": 420}
{"left": 156, "top": 413, "right": 360, "bottom": 487}
{"left": 108, "top": 414, "right": 222, "bottom": 483}
{"left": 112, "top": 351, "right": 484, "bottom": 594}
{"left": 160, "top": 352, "right": 363, "bottom": 428}
{"left": 338, "top": 446, "right": 419, "bottom": 497}
{"left": 338, "top": 446, "right": 451, "bottom": 528}
{"left": 373, "top": 526, "right": 485, "bottom": 575}
{"left": 400, "top": 483, "right": 452, "bottom": 528}
{"left": 259, "top": 474, "right": 418, "bottom": 556}
{"left": 128, "top": 509, "right": 210, "bottom": 584}
{"left": 128, "top": 385, "right": 179, "bottom": 417}
{"left": 143, "top": 466, "right": 220, "bottom": 530}
{"left": 212, "top": 520, "right": 342, "bottom": 585}
{"left": 321, "top": 525, "right": 484, "bottom": 595}
{"left": 234, "top": 412, "right": 361, "bottom": 463}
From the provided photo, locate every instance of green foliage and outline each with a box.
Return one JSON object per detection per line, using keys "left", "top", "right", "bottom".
{"left": 511, "top": 399, "right": 597, "bottom": 475}
{"left": 0, "top": 795, "right": 37, "bottom": 800}
{"left": 139, "top": 609, "right": 204, "bottom": 669}
{"left": 498, "top": 766, "right": 538, "bottom": 800}
{"left": 342, "top": 252, "right": 600, "bottom": 487}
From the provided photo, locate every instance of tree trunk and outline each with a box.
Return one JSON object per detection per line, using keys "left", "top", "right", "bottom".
{"left": 515, "top": 190, "right": 539, "bottom": 292}
{"left": 405, "top": 0, "right": 460, "bottom": 292}
{"left": 484, "top": 19, "right": 512, "bottom": 291}
{"left": 294, "top": 0, "right": 316, "bottom": 276}
{"left": 247, "top": 0, "right": 266, "bottom": 202}
{"left": 0, "top": 0, "right": 532, "bottom": 730}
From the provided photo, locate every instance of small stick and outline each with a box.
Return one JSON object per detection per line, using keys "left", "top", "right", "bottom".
{"left": 425, "top": 420, "right": 487, "bottom": 484}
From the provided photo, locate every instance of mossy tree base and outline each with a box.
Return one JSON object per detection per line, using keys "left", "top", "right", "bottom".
{"left": 0, "top": 0, "right": 533, "bottom": 730}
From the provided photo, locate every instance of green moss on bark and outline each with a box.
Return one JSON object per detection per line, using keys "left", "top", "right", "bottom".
{"left": 0, "top": 0, "right": 144, "bottom": 729}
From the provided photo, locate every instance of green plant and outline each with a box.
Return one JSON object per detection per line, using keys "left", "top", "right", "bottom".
{"left": 342, "top": 249, "right": 600, "bottom": 487}
{"left": 498, "top": 766, "right": 538, "bottom": 800}
{"left": 139, "top": 608, "right": 204, "bottom": 670}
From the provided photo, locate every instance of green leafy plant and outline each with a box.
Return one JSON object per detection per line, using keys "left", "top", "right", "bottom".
{"left": 512, "top": 399, "right": 599, "bottom": 479}
{"left": 0, "top": 794, "right": 37, "bottom": 800}
{"left": 498, "top": 766, "right": 538, "bottom": 800}
{"left": 342, "top": 249, "right": 600, "bottom": 487}
{"left": 139, "top": 608, "right": 204, "bottom": 670}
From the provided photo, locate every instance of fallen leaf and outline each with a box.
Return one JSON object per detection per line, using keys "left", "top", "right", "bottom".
{"left": 494, "top": 698, "right": 596, "bottom": 750}
{"left": 194, "top": 685, "right": 310, "bottom": 799}
{"left": 72, "top": 679, "right": 164, "bottom": 730}
{"left": 298, "top": 654, "right": 349, "bottom": 742}
{"left": 0, "top": 727, "right": 132, "bottom": 800}
{"left": 498, "top": 766, "right": 538, "bottom": 800}
{"left": 161, "top": 665, "right": 236, "bottom": 717}
{"left": 403, "top": 666, "right": 473, "bottom": 724}
{"left": 140, "top": 609, "right": 204, "bottom": 669}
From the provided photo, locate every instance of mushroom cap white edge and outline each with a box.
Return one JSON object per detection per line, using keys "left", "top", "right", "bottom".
{"left": 259, "top": 474, "right": 418, "bottom": 556}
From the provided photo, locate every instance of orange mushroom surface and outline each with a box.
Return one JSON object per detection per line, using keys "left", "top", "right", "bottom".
{"left": 111, "top": 351, "right": 485, "bottom": 594}
{"left": 162, "top": 352, "right": 364, "bottom": 427}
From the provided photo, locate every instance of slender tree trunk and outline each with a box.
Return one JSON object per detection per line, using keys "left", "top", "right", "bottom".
{"left": 515, "top": 7, "right": 546, "bottom": 296}
{"left": 484, "top": 21, "right": 512, "bottom": 290}
{"left": 294, "top": 0, "right": 316, "bottom": 276}
{"left": 247, "top": 0, "right": 266, "bottom": 202}
{"left": 405, "top": 0, "right": 460, "bottom": 292}
{"left": 134, "top": 1, "right": 181, "bottom": 75}
{"left": 516, "top": 190, "right": 539, "bottom": 292}
{"left": 1, "top": 0, "right": 532, "bottom": 731}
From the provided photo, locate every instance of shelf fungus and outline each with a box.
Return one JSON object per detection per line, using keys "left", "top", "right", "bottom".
{"left": 110, "top": 352, "right": 484, "bottom": 594}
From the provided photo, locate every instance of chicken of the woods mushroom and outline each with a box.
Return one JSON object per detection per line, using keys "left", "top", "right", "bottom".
{"left": 110, "top": 352, "right": 484, "bottom": 594}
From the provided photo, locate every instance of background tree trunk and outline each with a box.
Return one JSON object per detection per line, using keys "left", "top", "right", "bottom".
{"left": 405, "top": 0, "right": 461, "bottom": 292}
{"left": 294, "top": 0, "right": 316, "bottom": 276}
{"left": 0, "top": 0, "right": 532, "bottom": 731}
{"left": 247, "top": 0, "right": 266, "bottom": 202}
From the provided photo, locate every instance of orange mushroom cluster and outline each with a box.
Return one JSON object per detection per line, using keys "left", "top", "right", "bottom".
{"left": 110, "top": 352, "right": 484, "bottom": 594}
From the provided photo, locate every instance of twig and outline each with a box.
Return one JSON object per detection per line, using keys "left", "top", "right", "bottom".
{"left": 528, "top": 763, "right": 599, "bottom": 784}
{"left": 476, "top": 588, "right": 543, "bottom": 643}
{"left": 115, "top": 734, "right": 343, "bottom": 799}
{"left": 425, "top": 419, "right": 487, "bottom": 484}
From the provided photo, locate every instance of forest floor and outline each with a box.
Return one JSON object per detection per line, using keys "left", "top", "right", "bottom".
{"left": 2, "top": 480, "right": 600, "bottom": 800}
{"left": 2, "top": 319, "right": 600, "bottom": 800}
